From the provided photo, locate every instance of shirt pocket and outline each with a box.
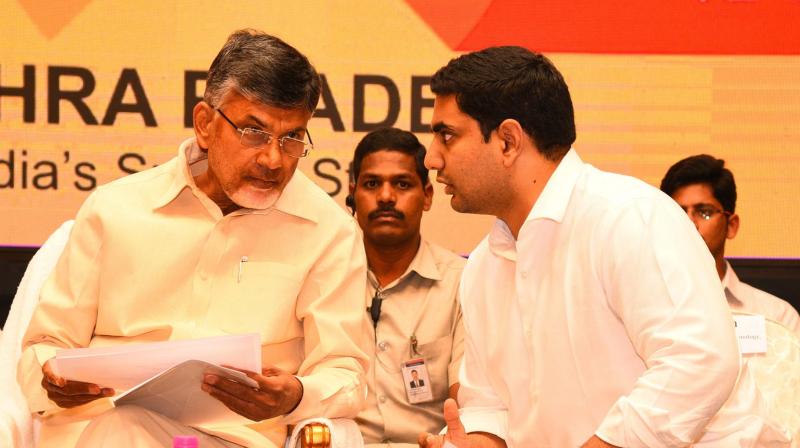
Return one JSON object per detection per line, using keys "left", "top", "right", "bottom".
{"left": 219, "top": 261, "right": 306, "bottom": 336}
{"left": 415, "top": 335, "right": 454, "bottom": 401}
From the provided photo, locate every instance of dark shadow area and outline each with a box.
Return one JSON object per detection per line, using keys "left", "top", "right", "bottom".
{"left": 729, "top": 258, "right": 800, "bottom": 308}
{"left": 1, "top": 247, "right": 798, "bottom": 329}
{"left": 0, "top": 246, "right": 37, "bottom": 330}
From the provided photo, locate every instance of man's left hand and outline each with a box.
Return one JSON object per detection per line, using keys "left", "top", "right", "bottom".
{"left": 202, "top": 365, "right": 303, "bottom": 421}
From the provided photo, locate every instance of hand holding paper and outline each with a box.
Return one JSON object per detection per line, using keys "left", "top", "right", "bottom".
{"left": 50, "top": 333, "right": 261, "bottom": 390}
{"left": 202, "top": 365, "right": 303, "bottom": 422}
{"left": 41, "top": 359, "right": 114, "bottom": 409}
{"left": 46, "top": 334, "right": 263, "bottom": 425}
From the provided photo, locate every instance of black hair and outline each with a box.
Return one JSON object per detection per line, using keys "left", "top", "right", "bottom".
{"left": 660, "top": 154, "right": 737, "bottom": 213}
{"left": 350, "top": 127, "right": 429, "bottom": 186}
{"left": 205, "top": 29, "right": 320, "bottom": 112}
{"left": 430, "top": 46, "right": 576, "bottom": 161}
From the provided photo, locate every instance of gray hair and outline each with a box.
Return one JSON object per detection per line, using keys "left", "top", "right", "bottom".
{"left": 204, "top": 29, "right": 321, "bottom": 112}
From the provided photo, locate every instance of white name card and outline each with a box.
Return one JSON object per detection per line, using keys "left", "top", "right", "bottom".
{"left": 733, "top": 314, "right": 767, "bottom": 354}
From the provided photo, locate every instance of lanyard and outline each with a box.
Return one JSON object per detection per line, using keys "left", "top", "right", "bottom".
{"left": 367, "top": 270, "right": 432, "bottom": 359}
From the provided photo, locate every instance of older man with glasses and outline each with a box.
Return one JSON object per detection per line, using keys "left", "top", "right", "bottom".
{"left": 18, "top": 29, "right": 369, "bottom": 447}
{"left": 661, "top": 154, "right": 799, "bottom": 334}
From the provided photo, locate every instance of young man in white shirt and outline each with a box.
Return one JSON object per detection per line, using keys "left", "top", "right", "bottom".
{"left": 418, "top": 46, "right": 740, "bottom": 448}
{"left": 660, "top": 154, "right": 799, "bottom": 334}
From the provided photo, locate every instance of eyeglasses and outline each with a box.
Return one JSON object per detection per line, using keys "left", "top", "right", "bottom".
{"left": 216, "top": 108, "right": 314, "bottom": 158}
{"left": 684, "top": 205, "right": 731, "bottom": 221}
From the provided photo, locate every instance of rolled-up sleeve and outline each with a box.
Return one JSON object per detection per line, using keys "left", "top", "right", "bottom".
{"left": 454, "top": 280, "right": 508, "bottom": 441}
{"left": 283, "top": 218, "right": 370, "bottom": 423}
{"left": 595, "top": 198, "right": 740, "bottom": 447}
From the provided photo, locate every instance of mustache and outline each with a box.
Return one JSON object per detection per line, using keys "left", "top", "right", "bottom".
{"left": 368, "top": 205, "right": 405, "bottom": 221}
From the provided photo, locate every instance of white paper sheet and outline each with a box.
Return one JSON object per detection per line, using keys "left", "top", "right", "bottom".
{"left": 51, "top": 333, "right": 261, "bottom": 390}
{"left": 114, "top": 360, "right": 259, "bottom": 427}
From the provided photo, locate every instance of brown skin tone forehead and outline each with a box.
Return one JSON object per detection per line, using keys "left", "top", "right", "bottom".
{"left": 431, "top": 95, "right": 479, "bottom": 134}
{"left": 232, "top": 112, "right": 309, "bottom": 135}
{"left": 358, "top": 151, "right": 424, "bottom": 184}
{"left": 672, "top": 184, "right": 725, "bottom": 209}
{"left": 358, "top": 170, "right": 419, "bottom": 182}
{"left": 681, "top": 201, "right": 721, "bottom": 208}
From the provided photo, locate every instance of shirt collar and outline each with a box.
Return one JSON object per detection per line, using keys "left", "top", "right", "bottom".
{"left": 721, "top": 260, "right": 743, "bottom": 304}
{"left": 487, "top": 148, "right": 584, "bottom": 260}
{"left": 409, "top": 239, "right": 444, "bottom": 282}
{"left": 369, "top": 239, "right": 443, "bottom": 293}
{"left": 527, "top": 148, "right": 583, "bottom": 223}
{"left": 270, "top": 169, "right": 319, "bottom": 223}
{"left": 153, "top": 137, "right": 205, "bottom": 210}
{"left": 153, "top": 137, "right": 318, "bottom": 223}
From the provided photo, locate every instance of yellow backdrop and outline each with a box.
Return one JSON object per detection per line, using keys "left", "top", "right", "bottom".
{"left": 1, "top": 0, "right": 799, "bottom": 256}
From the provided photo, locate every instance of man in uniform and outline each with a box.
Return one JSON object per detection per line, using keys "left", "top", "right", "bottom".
{"left": 348, "top": 128, "right": 465, "bottom": 447}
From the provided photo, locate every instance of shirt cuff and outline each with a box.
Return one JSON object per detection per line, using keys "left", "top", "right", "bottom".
{"left": 32, "top": 344, "right": 59, "bottom": 367}
{"left": 595, "top": 396, "right": 688, "bottom": 448}
{"left": 18, "top": 346, "right": 59, "bottom": 414}
{"left": 281, "top": 372, "right": 361, "bottom": 424}
{"left": 458, "top": 407, "right": 508, "bottom": 441}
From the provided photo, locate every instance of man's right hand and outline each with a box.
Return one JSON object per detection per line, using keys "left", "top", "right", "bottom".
{"left": 418, "top": 399, "right": 507, "bottom": 448}
{"left": 41, "top": 359, "right": 114, "bottom": 408}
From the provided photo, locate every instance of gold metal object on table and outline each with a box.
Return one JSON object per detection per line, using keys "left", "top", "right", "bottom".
{"left": 300, "top": 422, "right": 331, "bottom": 448}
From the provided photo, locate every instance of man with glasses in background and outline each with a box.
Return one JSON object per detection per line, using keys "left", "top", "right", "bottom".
{"left": 18, "top": 29, "right": 369, "bottom": 447}
{"left": 661, "top": 154, "right": 799, "bottom": 334}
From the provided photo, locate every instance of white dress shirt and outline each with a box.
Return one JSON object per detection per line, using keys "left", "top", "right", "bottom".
{"left": 456, "top": 149, "right": 740, "bottom": 447}
{"left": 723, "top": 261, "right": 800, "bottom": 335}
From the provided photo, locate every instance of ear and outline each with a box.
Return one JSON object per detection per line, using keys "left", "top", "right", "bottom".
{"left": 726, "top": 213, "right": 739, "bottom": 240}
{"left": 193, "top": 101, "right": 215, "bottom": 151}
{"left": 496, "top": 119, "right": 525, "bottom": 168}
{"left": 346, "top": 182, "right": 357, "bottom": 214}
{"left": 423, "top": 181, "right": 433, "bottom": 211}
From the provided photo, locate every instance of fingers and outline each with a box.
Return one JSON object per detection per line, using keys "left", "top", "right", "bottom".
{"left": 41, "top": 375, "right": 114, "bottom": 408}
{"left": 260, "top": 365, "right": 286, "bottom": 377}
{"left": 42, "top": 376, "right": 106, "bottom": 396}
{"left": 203, "top": 371, "right": 301, "bottom": 420}
{"left": 203, "top": 374, "right": 267, "bottom": 403}
{"left": 220, "top": 365, "right": 257, "bottom": 376}
{"left": 442, "top": 398, "right": 466, "bottom": 437}
{"left": 201, "top": 381, "right": 263, "bottom": 421}
{"left": 418, "top": 432, "right": 430, "bottom": 447}
{"left": 219, "top": 365, "right": 277, "bottom": 383}
{"left": 42, "top": 359, "right": 66, "bottom": 387}
{"left": 418, "top": 432, "right": 443, "bottom": 448}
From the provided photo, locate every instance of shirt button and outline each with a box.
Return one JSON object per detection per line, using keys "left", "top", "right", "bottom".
{"left": 520, "top": 270, "right": 528, "bottom": 278}
{"left": 377, "top": 340, "right": 388, "bottom": 351}
{"left": 379, "top": 395, "right": 387, "bottom": 403}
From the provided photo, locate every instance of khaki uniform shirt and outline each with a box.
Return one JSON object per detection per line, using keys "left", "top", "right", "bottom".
{"left": 18, "top": 138, "right": 369, "bottom": 447}
{"left": 356, "top": 240, "right": 465, "bottom": 446}
{"left": 724, "top": 261, "right": 800, "bottom": 335}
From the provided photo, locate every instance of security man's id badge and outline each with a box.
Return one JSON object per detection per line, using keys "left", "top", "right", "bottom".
{"left": 402, "top": 358, "right": 433, "bottom": 404}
